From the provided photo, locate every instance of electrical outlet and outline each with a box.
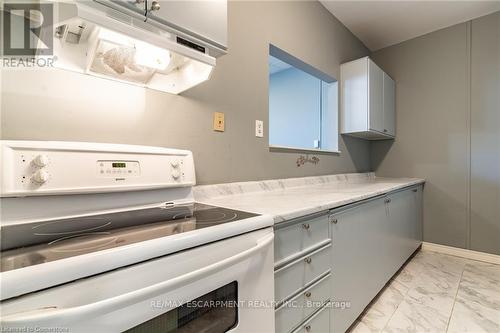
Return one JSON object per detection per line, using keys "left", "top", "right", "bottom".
{"left": 255, "top": 120, "right": 264, "bottom": 137}
{"left": 213, "top": 112, "right": 225, "bottom": 132}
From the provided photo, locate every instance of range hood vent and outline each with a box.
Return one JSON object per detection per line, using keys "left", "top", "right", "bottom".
{"left": 43, "top": 1, "right": 226, "bottom": 94}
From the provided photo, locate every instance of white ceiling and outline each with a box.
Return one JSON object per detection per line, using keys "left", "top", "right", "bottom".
{"left": 320, "top": 1, "right": 500, "bottom": 51}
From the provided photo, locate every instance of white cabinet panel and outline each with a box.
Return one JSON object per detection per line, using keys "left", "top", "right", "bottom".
{"left": 274, "top": 214, "right": 330, "bottom": 265}
{"left": 385, "top": 189, "right": 415, "bottom": 273}
{"left": 147, "top": 1, "right": 227, "bottom": 48}
{"left": 330, "top": 197, "right": 389, "bottom": 333}
{"left": 368, "top": 60, "right": 384, "bottom": 133}
{"left": 293, "top": 304, "right": 330, "bottom": 333}
{"left": 383, "top": 73, "right": 396, "bottom": 136}
{"left": 275, "top": 245, "right": 331, "bottom": 303}
{"left": 330, "top": 186, "right": 423, "bottom": 332}
{"left": 275, "top": 274, "right": 330, "bottom": 333}
{"left": 100, "top": 0, "right": 227, "bottom": 50}
{"left": 340, "top": 58, "right": 369, "bottom": 134}
{"left": 341, "top": 57, "right": 395, "bottom": 140}
{"left": 386, "top": 186, "right": 423, "bottom": 269}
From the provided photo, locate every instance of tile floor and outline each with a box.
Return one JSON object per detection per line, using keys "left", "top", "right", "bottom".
{"left": 350, "top": 250, "right": 500, "bottom": 333}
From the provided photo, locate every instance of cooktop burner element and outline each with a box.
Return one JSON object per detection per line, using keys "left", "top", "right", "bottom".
{"left": 0, "top": 203, "right": 258, "bottom": 272}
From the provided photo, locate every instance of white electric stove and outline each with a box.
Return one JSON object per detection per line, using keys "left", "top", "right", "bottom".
{"left": 0, "top": 141, "right": 275, "bottom": 333}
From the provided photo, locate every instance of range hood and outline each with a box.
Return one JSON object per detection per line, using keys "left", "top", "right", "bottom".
{"left": 46, "top": 0, "right": 227, "bottom": 94}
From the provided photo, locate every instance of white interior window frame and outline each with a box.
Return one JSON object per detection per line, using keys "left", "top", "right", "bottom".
{"left": 268, "top": 44, "right": 340, "bottom": 155}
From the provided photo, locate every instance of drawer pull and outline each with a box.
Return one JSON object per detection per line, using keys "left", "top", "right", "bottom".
{"left": 330, "top": 218, "right": 338, "bottom": 224}
{"left": 304, "top": 257, "right": 312, "bottom": 264}
{"left": 304, "top": 291, "right": 311, "bottom": 298}
{"left": 305, "top": 325, "right": 312, "bottom": 332}
{"left": 412, "top": 189, "right": 418, "bottom": 192}
{"left": 302, "top": 223, "right": 310, "bottom": 230}
{"left": 385, "top": 198, "right": 391, "bottom": 203}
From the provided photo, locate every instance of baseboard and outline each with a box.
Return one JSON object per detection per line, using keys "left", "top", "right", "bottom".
{"left": 422, "top": 242, "right": 500, "bottom": 265}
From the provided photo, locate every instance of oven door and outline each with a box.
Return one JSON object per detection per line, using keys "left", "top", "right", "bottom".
{"left": 0, "top": 228, "right": 274, "bottom": 333}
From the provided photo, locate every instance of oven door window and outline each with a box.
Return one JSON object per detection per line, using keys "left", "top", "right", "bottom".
{"left": 125, "top": 281, "right": 238, "bottom": 333}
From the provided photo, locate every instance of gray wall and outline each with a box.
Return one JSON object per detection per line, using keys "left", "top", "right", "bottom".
{"left": 371, "top": 11, "right": 500, "bottom": 254}
{"left": 1, "top": 1, "right": 371, "bottom": 185}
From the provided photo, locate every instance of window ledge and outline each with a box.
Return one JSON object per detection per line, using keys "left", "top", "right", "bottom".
{"left": 269, "top": 145, "right": 341, "bottom": 155}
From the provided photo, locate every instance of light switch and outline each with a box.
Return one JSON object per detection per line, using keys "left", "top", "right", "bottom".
{"left": 213, "top": 112, "right": 225, "bottom": 132}
{"left": 255, "top": 120, "right": 264, "bottom": 137}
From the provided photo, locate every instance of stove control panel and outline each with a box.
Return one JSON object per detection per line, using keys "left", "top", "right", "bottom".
{"left": 97, "top": 161, "right": 141, "bottom": 177}
{"left": 0, "top": 141, "right": 195, "bottom": 197}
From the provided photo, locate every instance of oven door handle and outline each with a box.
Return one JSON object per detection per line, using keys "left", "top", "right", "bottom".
{"left": 1, "top": 232, "right": 274, "bottom": 326}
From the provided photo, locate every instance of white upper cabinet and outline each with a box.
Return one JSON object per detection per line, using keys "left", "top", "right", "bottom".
{"left": 96, "top": 0, "right": 227, "bottom": 55}
{"left": 341, "top": 57, "right": 395, "bottom": 140}
{"left": 146, "top": 1, "right": 228, "bottom": 50}
{"left": 383, "top": 72, "right": 396, "bottom": 136}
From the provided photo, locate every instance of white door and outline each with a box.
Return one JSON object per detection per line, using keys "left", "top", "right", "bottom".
{"left": 0, "top": 228, "right": 274, "bottom": 333}
{"left": 383, "top": 73, "right": 396, "bottom": 136}
{"left": 368, "top": 59, "right": 384, "bottom": 134}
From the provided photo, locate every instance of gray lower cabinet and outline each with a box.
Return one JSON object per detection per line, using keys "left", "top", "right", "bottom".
{"left": 329, "top": 196, "right": 389, "bottom": 333}
{"left": 330, "top": 185, "right": 423, "bottom": 332}
{"left": 274, "top": 213, "right": 332, "bottom": 333}
{"left": 274, "top": 184, "right": 423, "bottom": 333}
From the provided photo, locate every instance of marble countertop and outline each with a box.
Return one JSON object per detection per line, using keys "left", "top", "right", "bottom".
{"left": 194, "top": 173, "right": 425, "bottom": 223}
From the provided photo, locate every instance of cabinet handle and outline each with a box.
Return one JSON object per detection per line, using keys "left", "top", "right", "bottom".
{"left": 385, "top": 198, "right": 391, "bottom": 204}
{"left": 150, "top": 1, "right": 160, "bottom": 11}
{"left": 304, "top": 291, "right": 312, "bottom": 298}
{"left": 305, "top": 325, "right": 312, "bottom": 332}
{"left": 383, "top": 129, "right": 388, "bottom": 133}
{"left": 304, "top": 257, "right": 312, "bottom": 264}
{"left": 302, "top": 223, "right": 310, "bottom": 230}
{"left": 330, "top": 217, "right": 338, "bottom": 224}
{"left": 412, "top": 189, "right": 418, "bottom": 192}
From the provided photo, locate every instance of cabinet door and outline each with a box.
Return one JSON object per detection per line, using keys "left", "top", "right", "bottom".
{"left": 147, "top": 1, "right": 227, "bottom": 48}
{"left": 385, "top": 190, "right": 414, "bottom": 274}
{"left": 368, "top": 59, "right": 384, "bottom": 133}
{"left": 95, "top": 0, "right": 146, "bottom": 17}
{"left": 340, "top": 58, "right": 369, "bottom": 134}
{"left": 411, "top": 186, "right": 423, "bottom": 246}
{"left": 386, "top": 187, "right": 423, "bottom": 273}
{"left": 383, "top": 73, "right": 396, "bottom": 136}
{"left": 330, "top": 197, "right": 388, "bottom": 333}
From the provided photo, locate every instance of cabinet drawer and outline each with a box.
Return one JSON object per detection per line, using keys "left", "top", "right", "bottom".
{"left": 276, "top": 274, "right": 331, "bottom": 333}
{"left": 292, "top": 303, "right": 330, "bottom": 333}
{"left": 275, "top": 214, "right": 330, "bottom": 264}
{"left": 275, "top": 245, "right": 331, "bottom": 303}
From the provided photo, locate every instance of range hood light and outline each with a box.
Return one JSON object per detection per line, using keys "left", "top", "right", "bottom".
{"left": 97, "top": 28, "right": 133, "bottom": 47}
{"left": 134, "top": 41, "right": 170, "bottom": 71}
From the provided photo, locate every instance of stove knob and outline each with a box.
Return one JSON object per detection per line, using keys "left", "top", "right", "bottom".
{"left": 171, "top": 169, "right": 181, "bottom": 180}
{"left": 33, "top": 154, "right": 49, "bottom": 167}
{"left": 171, "top": 160, "right": 180, "bottom": 168}
{"left": 32, "top": 170, "right": 49, "bottom": 184}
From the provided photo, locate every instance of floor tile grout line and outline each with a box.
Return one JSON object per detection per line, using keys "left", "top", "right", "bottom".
{"left": 380, "top": 288, "right": 409, "bottom": 332}
{"left": 380, "top": 272, "right": 416, "bottom": 332}
{"left": 445, "top": 264, "right": 467, "bottom": 332}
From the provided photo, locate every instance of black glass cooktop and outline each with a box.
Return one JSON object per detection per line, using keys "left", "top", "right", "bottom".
{"left": 0, "top": 203, "right": 259, "bottom": 272}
